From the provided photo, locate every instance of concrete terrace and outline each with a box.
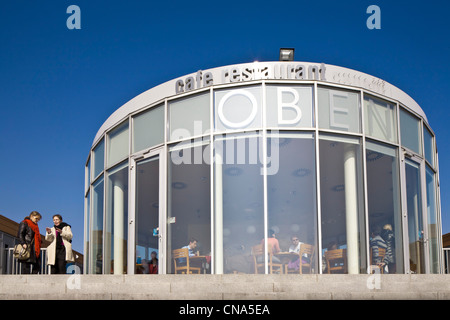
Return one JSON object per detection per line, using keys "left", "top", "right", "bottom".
{"left": 1, "top": 274, "right": 450, "bottom": 300}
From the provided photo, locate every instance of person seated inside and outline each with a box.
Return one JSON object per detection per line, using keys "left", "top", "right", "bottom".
{"left": 370, "top": 225, "right": 387, "bottom": 272}
{"left": 287, "top": 235, "right": 310, "bottom": 270}
{"left": 257, "top": 229, "right": 281, "bottom": 263}
{"left": 177, "top": 238, "right": 202, "bottom": 270}
{"left": 182, "top": 238, "right": 199, "bottom": 258}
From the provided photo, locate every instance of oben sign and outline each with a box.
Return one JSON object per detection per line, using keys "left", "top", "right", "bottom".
{"left": 217, "top": 87, "right": 305, "bottom": 129}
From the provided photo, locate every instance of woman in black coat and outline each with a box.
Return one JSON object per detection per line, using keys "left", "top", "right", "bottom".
{"left": 17, "top": 211, "right": 42, "bottom": 274}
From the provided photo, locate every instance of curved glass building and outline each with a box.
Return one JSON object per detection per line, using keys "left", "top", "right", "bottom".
{"left": 84, "top": 61, "right": 442, "bottom": 275}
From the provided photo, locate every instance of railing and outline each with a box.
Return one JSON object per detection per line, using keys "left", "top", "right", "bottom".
{"left": 5, "top": 248, "right": 49, "bottom": 274}
{"left": 444, "top": 248, "right": 450, "bottom": 274}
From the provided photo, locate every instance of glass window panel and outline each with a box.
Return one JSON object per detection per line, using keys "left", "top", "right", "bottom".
{"left": 135, "top": 156, "right": 160, "bottom": 274}
{"left": 214, "top": 133, "right": 264, "bottom": 273}
{"left": 267, "top": 132, "right": 318, "bottom": 273}
{"left": 266, "top": 85, "right": 313, "bottom": 128}
{"left": 366, "top": 140, "right": 403, "bottom": 273}
{"left": 214, "top": 86, "right": 262, "bottom": 132}
{"left": 93, "top": 139, "right": 104, "bottom": 178}
{"left": 423, "top": 126, "right": 434, "bottom": 167}
{"left": 318, "top": 87, "right": 361, "bottom": 133}
{"left": 105, "top": 163, "right": 128, "bottom": 274}
{"left": 90, "top": 177, "right": 104, "bottom": 274}
{"left": 107, "top": 121, "right": 129, "bottom": 167}
{"left": 133, "top": 105, "right": 164, "bottom": 153}
{"left": 426, "top": 166, "right": 439, "bottom": 273}
{"left": 400, "top": 108, "right": 422, "bottom": 155}
{"left": 169, "top": 92, "right": 210, "bottom": 141}
{"left": 319, "top": 134, "right": 366, "bottom": 274}
{"left": 167, "top": 139, "right": 211, "bottom": 274}
{"left": 405, "top": 159, "right": 425, "bottom": 273}
{"left": 364, "top": 95, "right": 398, "bottom": 143}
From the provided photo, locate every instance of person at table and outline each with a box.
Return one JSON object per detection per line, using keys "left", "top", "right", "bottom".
{"left": 177, "top": 238, "right": 199, "bottom": 265}
{"left": 288, "top": 235, "right": 303, "bottom": 253}
{"left": 370, "top": 225, "right": 387, "bottom": 272}
{"left": 258, "top": 229, "right": 281, "bottom": 263}
{"left": 182, "top": 237, "right": 199, "bottom": 257}
{"left": 287, "top": 236, "right": 310, "bottom": 270}
{"left": 149, "top": 251, "right": 158, "bottom": 274}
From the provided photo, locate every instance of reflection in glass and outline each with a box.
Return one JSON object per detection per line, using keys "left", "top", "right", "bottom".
{"left": 405, "top": 159, "right": 425, "bottom": 273}
{"left": 319, "top": 134, "right": 365, "bottom": 274}
{"left": 426, "top": 166, "right": 439, "bottom": 273}
{"left": 86, "top": 160, "right": 91, "bottom": 191}
{"left": 400, "top": 108, "right": 422, "bottom": 155}
{"left": 90, "top": 177, "right": 104, "bottom": 274}
{"left": 135, "top": 156, "right": 160, "bottom": 274}
{"left": 318, "top": 87, "right": 361, "bottom": 133}
{"left": 423, "top": 127, "right": 434, "bottom": 167}
{"left": 267, "top": 132, "right": 317, "bottom": 273}
{"left": 93, "top": 139, "right": 104, "bottom": 178}
{"left": 364, "top": 95, "right": 398, "bottom": 143}
{"left": 214, "top": 133, "right": 264, "bottom": 273}
{"left": 170, "top": 92, "right": 210, "bottom": 141}
{"left": 133, "top": 105, "right": 164, "bottom": 153}
{"left": 168, "top": 140, "right": 211, "bottom": 274}
{"left": 107, "top": 121, "right": 129, "bottom": 167}
{"left": 366, "top": 141, "right": 403, "bottom": 273}
{"left": 105, "top": 163, "right": 128, "bottom": 274}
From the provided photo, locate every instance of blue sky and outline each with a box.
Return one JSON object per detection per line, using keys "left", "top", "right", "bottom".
{"left": 0, "top": 1, "right": 449, "bottom": 254}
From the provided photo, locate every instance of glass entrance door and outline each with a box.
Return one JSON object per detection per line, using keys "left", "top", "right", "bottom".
{"left": 133, "top": 151, "right": 165, "bottom": 274}
{"left": 404, "top": 157, "right": 426, "bottom": 274}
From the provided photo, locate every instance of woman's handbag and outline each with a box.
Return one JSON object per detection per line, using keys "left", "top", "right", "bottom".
{"left": 13, "top": 243, "right": 32, "bottom": 261}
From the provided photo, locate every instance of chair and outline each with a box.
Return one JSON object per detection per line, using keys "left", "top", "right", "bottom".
{"left": 172, "top": 248, "right": 201, "bottom": 274}
{"left": 285, "top": 244, "right": 315, "bottom": 274}
{"left": 251, "top": 244, "right": 283, "bottom": 274}
{"left": 324, "top": 249, "right": 347, "bottom": 274}
{"left": 251, "top": 244, "right": 264, "bottom": 274}
{"left": 369, "top": 247, "right": 386, "bottom": 274}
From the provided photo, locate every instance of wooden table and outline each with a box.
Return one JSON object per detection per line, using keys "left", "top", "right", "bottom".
{"left": 275, "top": 252, "right": 300, "bottom": 263}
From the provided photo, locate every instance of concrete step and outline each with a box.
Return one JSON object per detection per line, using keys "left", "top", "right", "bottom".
{"left": 1, "top": 274, "right": 450, "bottom": 300}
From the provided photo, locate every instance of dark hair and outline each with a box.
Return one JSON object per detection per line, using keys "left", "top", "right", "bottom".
{"left": 268, "top": 229, "right": 276, "bottom": 237}
{"left": 189, "top": 237, "right": 198, "bottom": 244}
{"left": 53, "top": 214, "right": 63, "bottom": 221}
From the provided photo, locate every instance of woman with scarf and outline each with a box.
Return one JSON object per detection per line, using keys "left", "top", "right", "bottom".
{"left": 17, "top": 211, "right": 42, "bottom": 274}
{"left": 45, "top": 214, "right": 74, "bottom": 274}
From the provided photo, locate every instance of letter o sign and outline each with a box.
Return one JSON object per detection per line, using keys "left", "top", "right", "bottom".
{"left": 218, "top": 89, "right": 258, "bottom": 129}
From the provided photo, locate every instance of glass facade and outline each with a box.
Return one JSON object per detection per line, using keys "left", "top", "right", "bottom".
{"left": 319, "top": 134, "right": 365, "bottom": 274}
{"left": 84, "top": 64, "right": 442, "bottom": 275}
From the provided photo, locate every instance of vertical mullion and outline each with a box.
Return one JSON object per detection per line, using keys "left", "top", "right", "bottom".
{"left": 262, "top": 81, "right": 268, "bottom": 274}
{"left": 314, "top": 82, "right": 323, "bottom": 274}
{"left": 360, "top": 90, "right": 370, "bottom": 273}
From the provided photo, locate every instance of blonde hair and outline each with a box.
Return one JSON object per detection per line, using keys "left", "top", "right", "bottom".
{"left": 29, "top": 211, "right": 42, "bottom": 220}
